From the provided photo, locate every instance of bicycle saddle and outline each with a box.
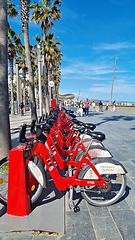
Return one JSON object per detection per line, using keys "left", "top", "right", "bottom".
{"left": 69, "top": 113, "right": 76, "bottom": 118}
{"left": 77, "top": 121, "right": 96, "bottom": 131}
{"left": 77, "top": 127, "right": 87, "bottom": 134}
{"left": 85, "top": 131, "right": 105, "bottom": 141}
{"left": 31, "top": 119, "right": 37, "bottom": 134}
{"left": 72, "top": 119, "right": 80, "bottom": 124}
{"left": 38, "top": 116, "right": 42, "bottom": 124}
{"left": 19, "top": 124, "right": 27, "bottom": 143}
{"left": 81, "top": 123, "right": 96, "bottom": 131}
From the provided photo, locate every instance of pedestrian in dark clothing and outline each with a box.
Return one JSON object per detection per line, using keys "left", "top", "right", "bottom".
{"left": 99, "top": 101, "right": 103, "bottom": 112}
{"left": 20, "top": 102, "right": 24, "bottom": 116}
{"left": 84, "top": 98, "right": 90, "bottom": 116}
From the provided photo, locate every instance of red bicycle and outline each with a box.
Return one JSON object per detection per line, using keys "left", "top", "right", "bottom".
{"left": 0, "top": 110, "right": 127, "bottom": 209}
{"left": 16, "top": 122, "right": 127, "bottom": 208}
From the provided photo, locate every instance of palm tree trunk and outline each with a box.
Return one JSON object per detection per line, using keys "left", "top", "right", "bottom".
{"left": 22, "top": 68, "right": 26, "bottom": 113}
{"left": 0, "top": 0, "right": 11, "bottom": 159}
{"left": 23, "top": 25, "right": 37, "bottom": 121}
{"left": 9, "top": 57, "right": 14, "bottom": 115}
{"left": 42, "top": 65, "right": 46, "bottom": 114}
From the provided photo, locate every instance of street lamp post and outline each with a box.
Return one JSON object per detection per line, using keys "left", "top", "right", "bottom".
{"left": 37, "top": 45, "right": 42, "bottom": 117}
{"left": 110, "top": 55, "right": 118, "bottom": 104}
{"left": 16, "top": 62, "right": 20, "bottom": 114}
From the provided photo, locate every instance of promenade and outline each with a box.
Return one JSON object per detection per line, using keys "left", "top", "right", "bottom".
{"left": 0, "top": 109, "right": 135, "bottom": 239}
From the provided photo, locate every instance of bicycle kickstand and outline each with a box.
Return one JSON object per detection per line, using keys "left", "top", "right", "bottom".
{"left": 68, "top": 165, "right": 76, "bottom": 210}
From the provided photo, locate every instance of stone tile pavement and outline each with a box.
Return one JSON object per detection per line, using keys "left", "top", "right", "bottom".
{"left": 0, "top": 109, "right": 135, "bottom": 239}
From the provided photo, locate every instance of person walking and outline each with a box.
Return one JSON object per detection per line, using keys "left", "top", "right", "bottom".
{"left": 78, "top": 100, "right": 83, "bottom": 117}
{"left": 112, "top": 101, "right": 116, "bottom": 111}
{"left": 84, "top": 98, "right": 90, "bottom": 116}
{"left": 105, "top": 101, "right": 109, "bottom": 110}
{"left": 92, "top": 101, "right": 96, "bottom": 112}
{"left": 99, "top": 101, "right": 103, "bottom": 112}
{"left": 20, "top": 102, "right": 24, "bottom": 116}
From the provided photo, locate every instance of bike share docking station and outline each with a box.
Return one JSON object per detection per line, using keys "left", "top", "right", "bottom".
{"left": 2, "top": 145, "right": 65, "bottom": 234}
{"left": 7, "top": 145, "right": 31, "bottom": 217}
{"left": 7, "top": 99, "right": 57, "bottom": 217}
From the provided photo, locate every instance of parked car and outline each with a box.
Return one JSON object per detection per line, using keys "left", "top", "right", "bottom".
{"left": 25, "top": 104, "right": 30, "bottom": 111}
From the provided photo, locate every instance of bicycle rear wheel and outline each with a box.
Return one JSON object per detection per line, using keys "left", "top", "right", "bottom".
{"left": 78, "top": 164, "right": 126, "bottom": 207}
{"left": 0, "top": 157, "right": 9, "bottom": 205}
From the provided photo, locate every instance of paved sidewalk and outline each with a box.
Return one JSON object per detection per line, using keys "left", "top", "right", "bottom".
{"left": 9, "top": 112, "right": 32, "bottom": 148}
{"left": 0, "top": 109, "right": 135, "bottom": 239}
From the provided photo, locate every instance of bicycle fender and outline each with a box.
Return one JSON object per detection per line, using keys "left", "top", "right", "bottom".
{"left": 28, "top": 156, "right": 47, "bottom": 188}
{"left": 92, "top": 157, "right": 127, "bottom": 174}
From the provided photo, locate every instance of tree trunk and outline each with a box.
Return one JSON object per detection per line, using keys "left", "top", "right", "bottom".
{"left": 0, "top": 0, "right": 11, "bottom": 159}
{"left": 23, "top": 25, "right": 37, "bottom": 121}
{"left": 22, "top": 68, "right": 26, "bottom": 113}
{"left": 9, "top": 56, "right": 14, "bottom": 115}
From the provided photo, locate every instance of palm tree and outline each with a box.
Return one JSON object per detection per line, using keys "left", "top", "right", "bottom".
{"left": 15, "top": 47, "right": 28, "bottom": 113}
{"left": 20, "top": 0, "right": 37, "bottom": 121}
{"left": 34, "top": 32, "right": 62, "bottom": 113}
{"left": 7, "top": 0, "right": 19, "bottom": 115}
{"left": 30, "top": 0, "right": 62, "bottom": 113}
{"left": 45, "top": 32, "right": 62, "bottom": 102}
{"left": 8, "top": 26, "right": 22, "bottom": 115}
{"left": 0, "top": 0, "right": 11, "bottom": 159}
{"left": 7, "top": 0, "right": 18, "bottom": 20}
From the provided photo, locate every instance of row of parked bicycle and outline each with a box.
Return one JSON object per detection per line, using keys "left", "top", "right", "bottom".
{"left": 0, "top": 107, "right": 127, "bottom": 210}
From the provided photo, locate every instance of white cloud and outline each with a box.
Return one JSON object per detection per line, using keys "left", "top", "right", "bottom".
{"left": 88, "top": 80, "right": 135, "bottom": 95}
{"left": 93, "top": 42, "right": 135, "bottom": 51}
{"left": 110, "top": 0, "right": 132, "bottom": 5}
{"left": 61, "top": 60, "right": 127, "bottom": 78}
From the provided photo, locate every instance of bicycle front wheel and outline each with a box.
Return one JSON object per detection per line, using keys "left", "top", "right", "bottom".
{"left": 25, "top": 167, "right": 43, "bottom": 204}
{"left": 78, "top": 164, "right": 126, "bottom": 207}
{"left": 0, "top": 157, "right": 9, "bottom": 205}
{"left": 0, "top": 157, "right": 43, "bottom": 206}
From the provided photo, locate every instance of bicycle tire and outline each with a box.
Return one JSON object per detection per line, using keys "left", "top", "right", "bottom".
{"left": 0, "top": 157, "right": 43, "bottom": 206}
{"left": 25, "top": 166, "right": 44, "bottom": 204}
{"left": 30, "top": 184, "right": 43, "bottom": 204}
{"left": 0, "top": 157, "right": 9, "bottom": 205}
{"left": 78, "top": 163, "right": 126, "bottom": 207}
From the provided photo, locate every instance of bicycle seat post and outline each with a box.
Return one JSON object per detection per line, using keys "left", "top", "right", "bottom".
{"left": 68, "top": 165, "right": 75, "bottom": 210}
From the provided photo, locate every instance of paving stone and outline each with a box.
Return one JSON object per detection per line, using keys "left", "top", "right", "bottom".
{"left": 110, "top": 210, "right": 135, "bottom": 240}
{"left": 87, "top": 205, "right": 110, "bottom": 218}
{"left": 121, "top": 161, "right": 135, "bottom": 178}
{"left": 108, "top": 199, "right": 130, "bottom": 211}
{"left": 33, "top": 234, "right": 57, "bottom": 240}
{"left": 92, "top": 216, "right": 122, "bottom": 240}
{"left": 126, "top": 198, "right": 135, "bottom": 212}
{"left": 119, "top": 149, "right": 135, "bottom": 160}
{"left": 63, "top": 210, "right": 96, "bottom": 240}
{"left": 4, "top": 234, "right": 33, "bottom": 240}
{"left": 124, "top": 180, "right": 135, "bottom": 200}
{"left": 130, "top": 177, "right": 135, "bottom": 183}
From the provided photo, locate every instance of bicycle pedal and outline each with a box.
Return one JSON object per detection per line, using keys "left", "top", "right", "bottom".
{"left": 74, "top": 205, "right": 80, "bottom": 213}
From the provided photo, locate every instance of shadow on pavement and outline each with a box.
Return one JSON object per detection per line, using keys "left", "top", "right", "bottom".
{"left": 94, "top": 115, "right": 135, "bottom": 127}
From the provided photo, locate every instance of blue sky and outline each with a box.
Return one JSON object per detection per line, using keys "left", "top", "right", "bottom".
{"left": 9, "top": 0, "right": 135, "bottom": 102}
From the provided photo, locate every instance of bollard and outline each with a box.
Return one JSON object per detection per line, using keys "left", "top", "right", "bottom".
{"left": 52, "top": 99, "right": 56, "bottom": 110}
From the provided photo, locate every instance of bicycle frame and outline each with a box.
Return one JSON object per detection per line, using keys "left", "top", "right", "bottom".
{"left": 31, "top": 137, "right": 108, "bottom": 191}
